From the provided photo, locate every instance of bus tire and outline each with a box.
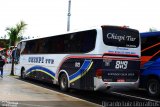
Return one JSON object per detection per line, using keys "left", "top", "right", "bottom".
{"left": 147, "top": 79, "right": 160, "bottom": 97}
{"left": 21, "top": 68, "right": 26, "bottom": 79}
{"left": 59, "top": 73, "right": 68, "bottom": 91}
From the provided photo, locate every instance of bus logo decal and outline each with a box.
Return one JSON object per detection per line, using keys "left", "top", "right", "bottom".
{"left": 103, "top": 59, "right": 112, "bottom": 66}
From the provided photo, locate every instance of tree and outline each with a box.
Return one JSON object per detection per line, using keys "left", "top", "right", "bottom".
{"left": 6, "top": 21, "right": 27, "bottom": 75}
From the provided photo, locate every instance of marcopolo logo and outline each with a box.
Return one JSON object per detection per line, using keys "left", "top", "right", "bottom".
{"left": 106, "top": 33, "right": 136, "bottom": 42}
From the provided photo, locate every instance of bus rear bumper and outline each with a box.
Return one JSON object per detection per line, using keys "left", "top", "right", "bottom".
{"left": 94, "top": 77, "right": 139, "bottom": 91}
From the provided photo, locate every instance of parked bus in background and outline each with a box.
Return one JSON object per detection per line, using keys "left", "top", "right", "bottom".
{"left": 14, "top": 25, "right": 140, "bottom": 91}
{"left": 140, "top": 31, "right": 160, "bottom": 97}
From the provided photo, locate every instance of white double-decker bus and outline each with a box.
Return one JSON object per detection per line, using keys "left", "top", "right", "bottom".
{"left": 15, "top": 25, "right": 140, "bottom": 91}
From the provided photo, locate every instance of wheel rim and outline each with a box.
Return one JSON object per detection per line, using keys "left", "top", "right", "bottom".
{"left": 149, "top": 82, "right": 158, "bottom": 95}
{"left": 61, "top": 76, "right": 67, "bottom": 89}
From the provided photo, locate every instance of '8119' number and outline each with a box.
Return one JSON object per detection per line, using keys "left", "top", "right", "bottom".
{"left": 115, "top": 61, "right": 128, "bottom": 69}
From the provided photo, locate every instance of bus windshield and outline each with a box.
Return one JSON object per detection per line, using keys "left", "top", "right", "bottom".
{"left": 102, "top": 26, "right": 139, "bottom": 48}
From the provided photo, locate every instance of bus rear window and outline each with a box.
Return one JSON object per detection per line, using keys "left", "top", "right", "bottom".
{"left": 102, "top": 26, "right": 139, "bottom": 48}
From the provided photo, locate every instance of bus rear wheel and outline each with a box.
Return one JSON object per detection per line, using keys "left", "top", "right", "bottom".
{"left": 59, "top": 73, "right": 68, "bottom": 91}
{"left": 147, "top": 79, "right": 160, "bottom": 97}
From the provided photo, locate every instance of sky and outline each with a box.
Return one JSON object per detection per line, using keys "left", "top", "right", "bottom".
{"left": 0, "top": 0, "right": 160, "bottom": 38}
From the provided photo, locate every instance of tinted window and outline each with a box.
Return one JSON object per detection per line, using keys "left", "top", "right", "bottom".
{"left": 21, "top": 30, "right": 97, "bottom": 54}
{"left": 141, "top": 36, "right": 160, "bottom": 56}
{"left": 102, "top": 26, "right": 139, "bottom": 48}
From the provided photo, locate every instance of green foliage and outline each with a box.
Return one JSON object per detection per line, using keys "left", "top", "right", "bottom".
{"left": 6, "top": 21, "right": 27, "bottom": 46}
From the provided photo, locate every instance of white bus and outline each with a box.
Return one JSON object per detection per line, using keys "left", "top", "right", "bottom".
{"left": 15, "top": 25, "right": 140, "bottom": 91}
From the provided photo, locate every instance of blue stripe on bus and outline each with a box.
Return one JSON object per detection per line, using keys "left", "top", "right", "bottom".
{"left": 141, "top": 31, "right": 160, "bottom": 38}
{"left": 25, "top": 60, "right": 92, "bottom": 82}
{"left": 69, "top": 60, "right": 91, "bottom": 80}
{"left": 26, "top": 65, "right": 55, "bottom": 77}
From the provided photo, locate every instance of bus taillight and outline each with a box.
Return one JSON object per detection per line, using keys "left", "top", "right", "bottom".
{"left": 96, "top": 69, "right": 103, "bottom": 78}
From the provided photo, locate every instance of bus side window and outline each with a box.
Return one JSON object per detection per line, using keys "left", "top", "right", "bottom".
{"left": 37, "top": 39, "right": 45, "bottom": 53}
{"left": 141, "top": 37, "right": 148, "bottom": 50}
{"left": 81, "top": 30, "right": 96, "bottom": 53}
{"left": 69, "top": 33, "right": 81, "bottom": 53}
{"left": 56, "top": 38, "right": 64, "bottom": 53}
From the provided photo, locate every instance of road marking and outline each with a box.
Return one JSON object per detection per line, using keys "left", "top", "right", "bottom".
{"left": 112, "top": 92, "right": 160, "bottom": 103}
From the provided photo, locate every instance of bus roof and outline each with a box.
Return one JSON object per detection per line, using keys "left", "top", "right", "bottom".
{"left": 20, "top": 25, "right": 137, "bottom": 42}
{"left": 140, "top": 31, "right": 160, "bottom": 38}
{"left": 20, "top": 27, "right": 100, "bottom": 42}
